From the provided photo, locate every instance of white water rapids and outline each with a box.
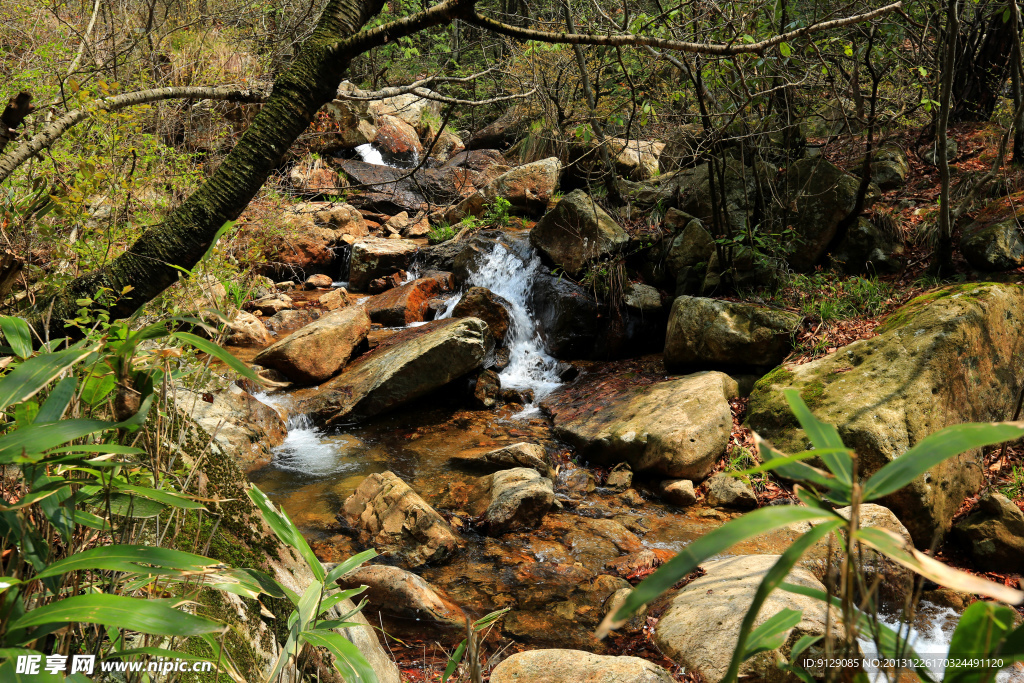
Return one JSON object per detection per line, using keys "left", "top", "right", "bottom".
{"left": 438, "top": 241, "right": 563, "bottom": 408}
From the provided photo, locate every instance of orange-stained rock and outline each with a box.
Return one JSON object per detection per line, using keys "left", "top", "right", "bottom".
{"left": 363, "top": 273, "right": 453, "bottom": 327}
{"left": 374, "top": 114, "right": 423, "bottom": 162}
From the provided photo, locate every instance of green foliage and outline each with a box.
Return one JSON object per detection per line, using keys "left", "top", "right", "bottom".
{"left": 428, "top": 222, "right": 457, "bottom": 244}
{"left": 0, "top": 314, "right": 376, "bottom": 682}
{"left": 598, "top": 390, "right": 1024, "bottom": 682}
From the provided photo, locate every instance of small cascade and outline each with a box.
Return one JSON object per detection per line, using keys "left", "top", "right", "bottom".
{"left": 447, "top": 241, "right": 562, "bottom": 406}
{"left": 354, "top": 143, "right": 385, "bottom": 165}
{"left": 254, "top": 393, "right": 358, "bottom": 477}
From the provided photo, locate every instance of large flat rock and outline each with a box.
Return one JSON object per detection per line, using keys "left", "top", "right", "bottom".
{"left": 299, "top": 317, "right": 493, "bottom": 425}
{"left": 253, "top": 305, "right": 370, "bottom": 384}
{"left": 542, "top": 370, "right": 737, "bottom": 479}
{"left": 491, "top": 649, "right": 673, "bottom": 683}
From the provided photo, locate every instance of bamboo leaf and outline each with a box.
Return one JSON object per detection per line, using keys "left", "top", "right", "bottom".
{"left": 9, "top": 594, "right": 223, "bottom": 636}
{"left": 783, "top": 389, "right": 852, "bottom": 484}
{"left": 0, "top": 316, "right": 34, "bottom": 359}
{"left": 0, "top": 343, "right": 96, "bottom": 412}
{"left": 34, "top": 544, "right": 222, "bottom": 580}
{"left": 324, "top": 549, "right": 378, "bottom": 584}
{"left": 943, "top": 601, "right": 1016, "bottom": 683}
{"left": 301, "top": 630, "right": 378, "bottom": 683}
{"left": 247, "top": 485, "right": 324, "bottom": 582}
{"left": 172, "top": 332, "right": 260, "bottom": 383}
{"left": 35, "top": 377, "right": 76, "bottom": 422}
{"left": 863, "top": 422, "right": 1024, "bottom": 501}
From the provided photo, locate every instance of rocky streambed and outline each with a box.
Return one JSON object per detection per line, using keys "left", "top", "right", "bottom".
{"left": 194, "top": 135, "right": 1024, "bottom": 681}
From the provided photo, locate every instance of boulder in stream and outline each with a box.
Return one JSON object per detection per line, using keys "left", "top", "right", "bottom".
{"left": 348, "top": 237, "right": 419, "bottom": 292}
{"left": 543, "top": 370, "right": 737, "bottom": 480}
{"left": 333, "top": 565, "right": 466, "bottom": 628}
{"left": 299, "top": 317, "right": 493, "bottom": 425}
{"left": 664, "top": 296, "right": 802, "bottom": 370}
{"left": 449, "top": 442, "right": 551, "bottom": 474}
{"left": 654, "top": 555, "right": 837, "bottom": 682}
{"left": 746, "top": 283, "right": 1024, "bottom": 545}
{"left": 490, "top": 649, "right": 674, "bottom": 683}
{"left": 704, "top": 472, "right": 758, "bottom": 509}
{"left": 341, "top": 471, "right": 461, "bottom": 567}
{"left": 225, "top": 310, "right": 272, "bottom": 347}
{"left": 363, "top": 274, "right": 451, "bottom": 327}
{"left": 452, "top": 286, "right": 512, "bottom": 344}
{"left": 529, "top": 189, "right": 628, "bottom": 277}
{"left": 253, "top": 306, "right": 371, "bottom": 384}
{"left": 484, "top": 468, "right": 555, "bottom": 534}
{"left": 446, "top": 157, "right": 562, "bottom": 222}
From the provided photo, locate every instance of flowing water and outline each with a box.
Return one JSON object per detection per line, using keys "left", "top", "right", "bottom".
{"left": 438, "top": 241, "right": 562, "bottom": 407}
{"left": 354, "top": 143, "right": 386, "bottom": 166}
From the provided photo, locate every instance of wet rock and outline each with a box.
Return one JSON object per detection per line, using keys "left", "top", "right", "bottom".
{"left": 872, "top": 145, "right": 910, "bottom": 191}
{"left": 830, "top": 216, "right": 902, "bottom": 274}
{"left": 447, "top": 157, "right": 562, "bottom": 221}
{"left": 452, "top": 286, "right": 512, "bottom": 344}
{"left": 746, "top": 283, "right": 1024, "bottom": 545}
{"left": 452, "top": 230, "right": 525, "bottom": 285}
{"left": 654, "top": 555, "right": 837, "bottom": 682}
{"left": 605, "top": 548, "right": 675, "bottom": 581}
{"left": 299, "top": 318, "right": 493, "bottom": 425}
{"left": 561, "top": 468, "right": 596, "bottom": 494}
{"left": 704, "top": 473, "right": 758, "bottom": 509}
{"left": 263, "top": 308, "right": 318, "bottom": 334}
{"left": 341, "top": 471, "right": 461, "bottom": 567}
{"left": 317, "top": 287, "right": 350, "bottom": 311}
{"left": 225, "top": 311, "right": 272, "bottom": 347}
{"left": 664, "top": 296, "right": 802, "bottom": 370}
{"left": 245, "top": 293, "right": 294, "bottom": 316}
{"left": 484, "top": 468, "right": 555, "bottom": 534}
{"left": 618, "top": 489, "right": 645, "bottom": 507}
{"left": 563, "top": 517, "right": 644, "bottom": 571}
{"left": 373, "top": 114, "right": 423, "bottom": 164}
{"left": 368, "top": 272, "right": 405, "bottom": 294}
{"left": 604, "top": 463, "right": 633, "bottom": 492}
{"left": 544, "top": 371, "right": 737, "bottom": 479}
{"left": 334, "top": 565, "right": 466, "bottom": 628}
{"left": 960, "top": 217, "right": 1024, "bottom": 271}
{"left": 657, "top": 479, "right": 696, "bottom": 507}
{"left": 333, "top": 159, "right": 465, "bottom": 213}
{"left": 348, "top": 237, "right": 419, "bottom": 291}
{"left": 472, "top": 368, "right": 501, "bottom": 408}
{"left": 254, "top": 306, "right": 371, "bottom": 384}
{"left": 364, "top": 276, "right": 449, "bottom": 327}
{"left": 490, "top": 649, "right": 673, "bottom": 683}
{"left": 528, "top": 274, "right": 601, "bottom": 359}
{"left": 785, "top": 158, "right": 878, "bottom": 270}
{"left": 173, "top": 385, "right": 286, "bottom": 472}
{"left": 449, "top": 443, "right": 550, "bottom": 474}
{"left": 530, "top": 189, "right": 628, "bottom": 277}
{"left": 952, "top": 492, "right": 1024, "bottom": 571}
{"left": 304, "top": 274, "right": 333, "bottom": 289}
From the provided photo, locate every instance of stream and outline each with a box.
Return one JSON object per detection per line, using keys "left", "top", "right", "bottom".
{"left": 244, "top": 225, "right": 1009, "bottom": 678}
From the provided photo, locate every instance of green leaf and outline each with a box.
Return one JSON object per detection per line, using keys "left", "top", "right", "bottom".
{"left": 0, "top": 418, "right": 113, "bottom": 465}
{"left": 111, "top": 483, "right": 207, "bottom": 510}
{"left": 81, "top": 371, "right": 116, "bottom": 405}
{"left": 247, "top": 485, "right": 324, "bottom": 582}
{"left": 779, "top": 41, "right": 792, "bottom": 57}
{"left": 325, "top": 549, "right": 378, "bottom": 584}
{"left": 0, "top": 342, "right": 96, "bottom": 412}
{"left": 943, "top": 601, "right": 1016, "bottom": 683}
{"left": 9, "top": 594, "right": 223, "bottom": 637}
{"left": 442, "top": 639, "right": 467, "bottom": 683}
{"left": 36, "top": 377, "right": 76, "bottom": 422}
{"left": 0, "top": 316, "right": 34, "bottom": 359}
{"left": 596, "top": 506, "right": 838, "bottom": 638}
{"left": 34, "top": 544, "right": 221, "bottom": 580}
{"left": 301, "top": 630, "right": 378, "bottom": 683}
{"left": 783, "top": 389, "right": 852, "bottom": 484}
{"left": 172, "top": 332, "right": 260, "bottom": 384}
{"left": 744, "top": 608, "right": 803, "bottom": 658}
{"left": 0, "top": 658, "right": 64, "bottom": 682}
{"left": 863, "top": 422, "right": 1024, "bottom": 500}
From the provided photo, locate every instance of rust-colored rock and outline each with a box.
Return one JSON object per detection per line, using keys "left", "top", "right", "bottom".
{"left": 363, "top": 274, "right": 451, "bottom": 327}
{"left": 341, "top": 471, "right": 461, "bottom": 567}
{"left": 254, "top": 306, "right": 371, "bottom": 384}
{"left": 374, "top": 114, "right": 423, "bottom": 163}
{"left": 452, "top": 286, "right": 511, "bottom": 344}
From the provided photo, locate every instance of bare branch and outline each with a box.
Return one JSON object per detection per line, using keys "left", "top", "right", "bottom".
{"left": 464, "top": 2, "right": 902, "bottom": 55}
{"left": 0, "top": 85, "right": 270, "bottom": 184}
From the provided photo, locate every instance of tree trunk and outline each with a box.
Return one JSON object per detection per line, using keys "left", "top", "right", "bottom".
{"left": 27, "top": 0, "right": 471, "bottom": 341}
{"left": 950, "top": 0, "right": 1017, "bottom": 122}
{"left": 934, "top": 0, "right": 959, "bottom": 273}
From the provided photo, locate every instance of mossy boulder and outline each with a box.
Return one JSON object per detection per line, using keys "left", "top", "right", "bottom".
{"left": 785, "top": 158, "right": 878, "bottom": 270}
{"left": 664, "top": 296, "right": 802, "bottom": 370}
{"left": 746, "top": 283, "right": 1024, "bottom": 545}
{"left": 530, "top": 189, "right": 628, "bottom": 277}
{"left": 871, "top": 145, "right": 910, "bottom": 191}
{"left": 959, "top": 217, "right": 1024, "bottom": 271}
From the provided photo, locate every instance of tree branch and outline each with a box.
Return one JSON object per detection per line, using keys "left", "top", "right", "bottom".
{"left": 464, "top": 2, "right": 902, "bottom": 55}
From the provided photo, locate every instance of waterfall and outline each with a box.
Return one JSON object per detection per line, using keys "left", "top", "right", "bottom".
{"left": 254, "top": 393, "right": 357, "bottom": 476}
{"left": 354, "top": 143, "right": 385, "bottom": 165}
{"left": 443, "top": 241, "right": 562, "bottom": 407}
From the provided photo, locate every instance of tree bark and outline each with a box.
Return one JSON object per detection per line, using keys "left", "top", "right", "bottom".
{"left": 26, "top": 0, "right": 472, "bottom": 341}
{"left": 950, "top": 0, "right": 1017, "bottom": 122}
{"left": 934, "top": 0, "right": 959, "bottom": 273}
